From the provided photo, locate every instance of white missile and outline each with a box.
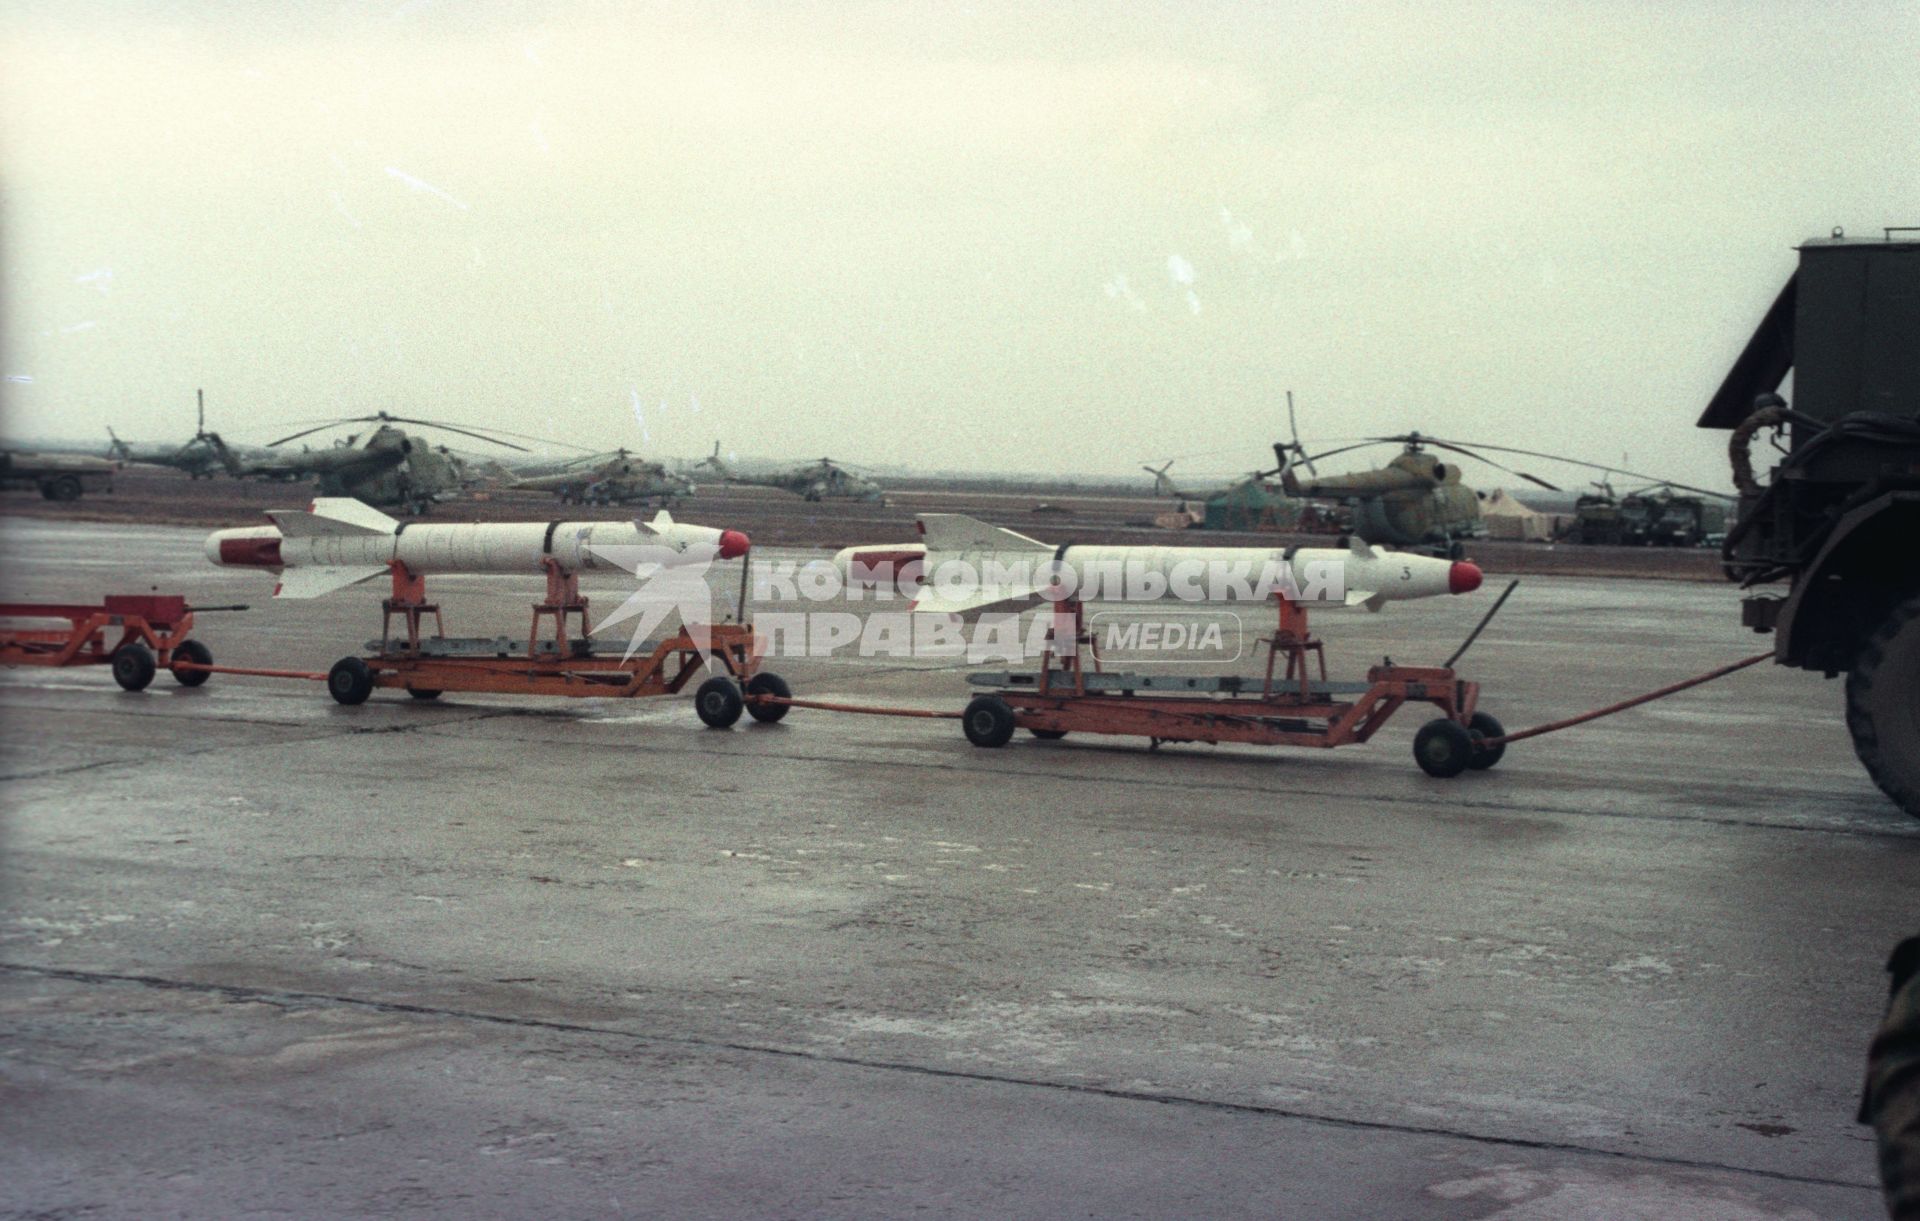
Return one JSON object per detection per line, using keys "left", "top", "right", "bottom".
{"left": 207, "top": 497, "right": 750, "bottom": 598}
{"left": 833, "top": 514, "right": 1482, "bottom": 615}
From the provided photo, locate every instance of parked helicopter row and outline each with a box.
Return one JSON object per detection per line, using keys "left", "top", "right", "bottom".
{"left": 10, "top": 390, "right": 1733, "bottom": 548}
{"left": 16, "top": 392, "right": 891, "bottom": 514}
{"left": 1141, "top": 394, "right": 1736, "bottom": 554}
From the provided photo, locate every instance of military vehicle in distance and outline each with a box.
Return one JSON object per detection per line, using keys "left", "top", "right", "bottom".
{"left": 1564, "top": 484, "right": 1728, "bottom": 547}
{"left": 1701, "top": 229, "right": 1920, "bottom": 818}
{"left": 0, "top": 449, "right": 116, "bottom": 501}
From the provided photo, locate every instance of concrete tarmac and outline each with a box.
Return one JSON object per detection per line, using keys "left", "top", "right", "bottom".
{"left": 2, "top": 518, "right": 1914, "bottom": 1219}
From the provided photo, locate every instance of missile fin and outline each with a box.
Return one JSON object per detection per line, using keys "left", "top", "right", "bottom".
{"left": 640, "top": 509, "right": 675, "bottom": 535}
{"left": 909, "top": 586, "right": 1042, "bottom": 618}
{"left": 271, "top": 565, "right": 388, "bottom": 599}
{"left": 271, "top": 498, "right": 399, "bottom": 537}
{"left": 1343, "top": 589, "right": 1385, "bottom": 611}
{"left": 917, "top": 513, "right": 1050, "bottom": 553}
{"left": 1347, "top": 536, "right": 1378, "bottom": 561}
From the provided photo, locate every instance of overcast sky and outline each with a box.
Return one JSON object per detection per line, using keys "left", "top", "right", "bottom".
{"left": 3, "top": 2, "right": 1914, "bottom": 490}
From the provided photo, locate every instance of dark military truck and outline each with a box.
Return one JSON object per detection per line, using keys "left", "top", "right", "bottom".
{"left": 1701, "top": 230, "right": 1920, "bottom": 819}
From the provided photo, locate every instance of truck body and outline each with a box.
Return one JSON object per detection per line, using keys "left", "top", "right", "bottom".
{"left": 1700, "top": 231, "right": 1920, "bottom": 817}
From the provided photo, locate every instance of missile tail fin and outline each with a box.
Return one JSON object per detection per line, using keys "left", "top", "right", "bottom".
{"left": 272, "top": 565, "right": 388, "bottom": 599}
{"left": 270, "top": 498, "right": 399, "bottom": 538}
{"left": 1343, "top": 589, "right": 1387, "bottom": 612}
{"left": 1347, "top": 536, "right": 1378, "bottom": 561}
{"left": 916, "top": 513, "right": 1050, "bottom": 553}
{"left": 909, "top": 583, "right": 1045, "bottom": 619}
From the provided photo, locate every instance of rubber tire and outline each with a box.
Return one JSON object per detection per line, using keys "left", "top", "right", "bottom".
{"left": 110, "top": 643, "right": 156, "bottom": 691}
{"left": 1413, "top": 717, "right": 1474, "bottom": 778}
{"left": 962, "top": 695, "right": 1017, "bottom": 748}
{"left": 695, "top": 676, "right": 744, "bottom": 728}
{"left": 1028, "top": 728, "right": 1069, "bottom": 740}
{"left": 406, "top": 687, "right": 442, "bottom": 701}
{"left": 170, "top": 639, "right": 213, "bottom": 687}
{"left": 327, "top": 656, "right": 375, "bottom": 706}
{"left": 45, "top": 476, "right": 82, "bottom": 502}
{"left": 1466, "top": 711, "right": 1505, "bottom": 771}
{"left": 744, "top": 672, "right": 792, "bottom": 723}
{"left": 1846, "top": 595, "right": 1920, "bottom": 821}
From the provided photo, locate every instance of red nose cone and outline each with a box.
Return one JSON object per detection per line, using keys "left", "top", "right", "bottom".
{"left": 718, "top": 530, "right": 751, "bottom": 559}
{"left": 1448, "top": 560, "right": 1483, "bottom": 595}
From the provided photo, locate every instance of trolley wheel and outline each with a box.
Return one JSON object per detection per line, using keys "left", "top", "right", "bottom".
{"left": 695, "top": 675, "right": 744, "bottom": 728}
{"left": 1028, "top": 728, "right": 1069, "bottom": 740}
{"left": 110, "top": 643, "right": 156, "bottom": 691}
{"left": 327, "top": 656, "right": 375, "bottom": 706}
{"left": 169, "top": 639, "right": 214, "bottom": 687}
{"left": 1413, "top": 717, "right": 1474, "bottom": 778}
{"left": 1466, "top": 711, "right": 1506, "bottom": 771}
{"left": 962, "top": 695, "right": 1017, "bottom": 748}
{"left": 406, "top": 687, "right": 442, "bottom": 701}
{"left": 744, "top": 672, "right": 792, "bottom": 723}
{"left": 44, "top": 475, "right": 83, "bottom": 502}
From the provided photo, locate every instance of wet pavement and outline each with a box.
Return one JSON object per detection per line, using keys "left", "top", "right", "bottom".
{"left": 2, "top": 518, "right": 1913, "bottom": 1218}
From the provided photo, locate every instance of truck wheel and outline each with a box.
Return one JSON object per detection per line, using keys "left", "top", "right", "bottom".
{"left": 1413, "top": 718, "right": 1473, "bottom": 778}
{"left": 110, "top": 643, "right": 156, "bottom": 691}
{"left": 694, "top": 676, "right": 744, "bottom": 728}
{"left": 328, "top": 657, "right": 375, "bottom": 705}
{"left": 962, "top": 695, "right": 1016, "bottom": 748}
{"left": 744, "top": 672, "right": 791, "bottom": 723}
{"left": 44, "top": 476, "right": 83, "bottom": 502}
{"left": 169, "top": 639, "right": 213, "bottom": 687}
{"left": 1466, "top": 711, "right": 1505, "bottom": 770}
{"left": 1846, "top": 595, "right": 1920, "bottom": 820}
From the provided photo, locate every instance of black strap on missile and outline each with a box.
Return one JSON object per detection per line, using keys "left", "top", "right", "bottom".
{"left": 1050, "top": 542, "right": 1075, "bottom": 588}
{"left": 393, "top": 522, "right": 412, "bottom": 537}
{"left": 1443, "top": 580, "right": 1518, "bottom": 670}
{"left": 542, "top": 521, "right": 563, "bottom": 553}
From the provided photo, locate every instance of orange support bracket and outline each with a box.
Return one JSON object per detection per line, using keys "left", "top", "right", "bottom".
{"left": 380, "top": 562, "right": 444, "bottom": 653}
{"left": 529, "top": 556, "right": 590, "bottom": 656}
{"left": 1263, "top": 594, "right": 1326, "bottom": 699}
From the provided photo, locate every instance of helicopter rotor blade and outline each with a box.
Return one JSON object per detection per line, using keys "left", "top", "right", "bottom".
{"left": 1298, "top": 441, "right": 1389, "bottom": 466}
{"left": 1284, "top": 389, "right": 1318, "bottom": 475}
{"left": 267, "top": 422, "right": 341, "bottom": 447}
{"left": 1413, "top": 436, "right": 1732, "bottom": 499}
{"left": 1410, "top": 439, "right": 1563, "bottom": 492}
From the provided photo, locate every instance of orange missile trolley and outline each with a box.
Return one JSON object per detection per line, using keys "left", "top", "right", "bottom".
{"left": 320, "top": 558, "right": 790, "bottom": 727}
{"left": 0, "top": 594, "right": 218, "bottom": 691}
{"left": 958, "top": 594, "right": 1507, "bottom": 777}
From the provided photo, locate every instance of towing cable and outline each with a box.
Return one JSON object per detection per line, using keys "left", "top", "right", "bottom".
{"left": 1475, "top": 650, "right": 1773, "bottom": 749}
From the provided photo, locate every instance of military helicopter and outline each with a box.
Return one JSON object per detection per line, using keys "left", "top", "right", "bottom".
{"left": 105, "top": 390, "right": 280, "bottom": 479}
{"left": 1281, "top": 432, "right": 1730, "bottom": 555}
{"left": 501, "top": 448, "right": 694, "bottom": 506}
{"left": 696, "top": 443, "right": 885, "bottom": 502}
{"left": 260, "top": 412, "right": 539, "bottom": 514}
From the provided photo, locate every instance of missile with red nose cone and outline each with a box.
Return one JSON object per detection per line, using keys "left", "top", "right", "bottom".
{"left": 833, "top": 514, "right": 1481, "bottom": 615}
{"left": 206, "top": 497, "right": 750, "bottom": 598}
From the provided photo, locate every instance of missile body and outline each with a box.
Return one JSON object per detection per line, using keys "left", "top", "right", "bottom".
{"left": 833, "top": 514, "right": 1481, "bottom": 615}
{"left": 207, "top": 497, "right": 749, "bottom": 598}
